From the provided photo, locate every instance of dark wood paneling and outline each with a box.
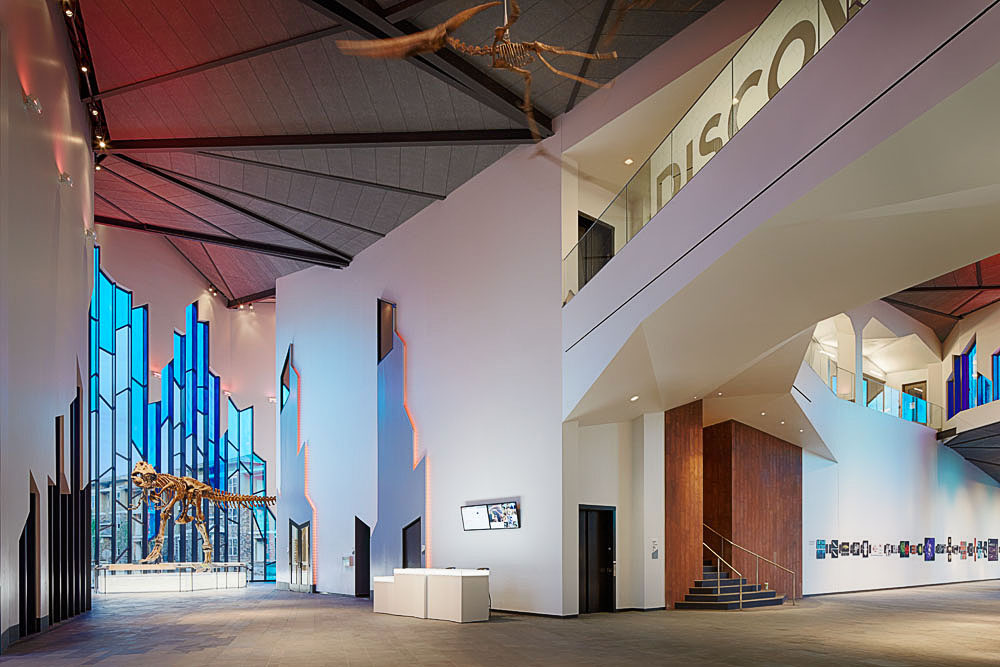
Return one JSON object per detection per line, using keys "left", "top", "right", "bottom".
{"left": 704, "top": 421, "right": 802, "bottom": 600}
{"left": 702, "top": 421, "right": 733, "bottom": 564}
{"left": 664, "top": 400, "right": 703, "bottom": 609}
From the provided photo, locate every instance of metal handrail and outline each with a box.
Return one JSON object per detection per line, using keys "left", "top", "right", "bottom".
{"left": 704, "top": 523, "right": 796, "bottom": 605}
{"left": 702, "top": 541, "right": 744, "bottom": 611}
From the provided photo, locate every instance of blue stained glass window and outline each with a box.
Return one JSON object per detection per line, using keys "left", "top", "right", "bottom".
{"left": 89, "top": 247, "right": 274, "bottom": 578}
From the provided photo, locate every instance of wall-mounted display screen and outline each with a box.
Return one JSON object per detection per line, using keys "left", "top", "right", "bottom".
{"left": 461, "top": 505, "right": 490, "bottom": 531}
{"left": 461, "top": 502, "right": 520, "bottom": 530}
{"left": 488, "top": 502, "right": 520, "bottom": 529}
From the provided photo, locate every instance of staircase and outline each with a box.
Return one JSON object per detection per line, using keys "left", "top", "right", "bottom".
{"left": 674, "top": 561, "right": 785, "bottom": 610}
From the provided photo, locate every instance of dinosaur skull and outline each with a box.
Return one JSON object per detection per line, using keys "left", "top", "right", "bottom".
{"left": 131, "top": 460, "right": 158, "bottom": 489}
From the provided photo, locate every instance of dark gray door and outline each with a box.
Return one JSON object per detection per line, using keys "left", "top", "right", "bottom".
{"left": 402, "top": 518, "right": 421, "bottom": 569}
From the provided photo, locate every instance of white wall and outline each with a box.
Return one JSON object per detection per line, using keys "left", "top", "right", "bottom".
{"left": 797, "top": 363, "right": 1000, "bottom": 595}
{"left": 276, "top": 143, "right": 564, "bottom": 613}
{"left": 95, "top": 227, "right": 276, "bottom": 491}
{"left": 562, "top": 414, "right": 665, "bottom": 614}
{"left": 0, "top": 0, "right": 92, "bottom": 641}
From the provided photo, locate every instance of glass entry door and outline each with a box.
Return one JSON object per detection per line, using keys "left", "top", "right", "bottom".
{"left": 289, "top": 520, "right": 312, "bottom": 593}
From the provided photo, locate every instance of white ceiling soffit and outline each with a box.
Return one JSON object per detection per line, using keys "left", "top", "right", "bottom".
{"left": 562, "top": 35, "right": 747, "bottom": 195}
{"left": 565, "top": 55, "right": 1000, "bottom": 426}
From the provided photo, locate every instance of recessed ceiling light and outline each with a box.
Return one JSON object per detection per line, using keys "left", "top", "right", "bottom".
{"left": 780, "top": 421, "right": 785, "bottom": 425}
{"left": 95, "top": 165, "right": 101, "bottom": 171}
{"left": 65, "top": 9, "right": 73, "bottom": 17}
{"left": 98, "top": 140, "right": 106, "bottom": 149}
{"left": 799, "top": 429, "right": 804, "bottom": 433}
{"left": 717, "top": 392, "right": 723, "bottom": 396}
{"left": 624, "top": 158, "right": 634, "bottom": 165}
{"left": 629, "top": 395, "right": 639, "bottom": 402}
{"left": 80, "top": 65, "right": 88, "bottom": 73}
{"left": 760, "top": 412, "right": 766, "bottom": 416}
{"left": 91, "top": 108, "right": 98, "bottom": 116}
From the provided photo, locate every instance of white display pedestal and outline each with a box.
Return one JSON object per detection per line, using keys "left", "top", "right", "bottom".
{"left": 94, "top": 562, "right": 248, "bottom": 593}
{"left": 373, "top": 568, "right": 489, "bottom": 623}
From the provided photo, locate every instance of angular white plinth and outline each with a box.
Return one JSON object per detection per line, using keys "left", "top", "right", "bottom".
{"left": 94, "top": 562, "right": 248, "bottom": 593}
{"left": 373, "top": 568, "right": 489, "bottom": 623}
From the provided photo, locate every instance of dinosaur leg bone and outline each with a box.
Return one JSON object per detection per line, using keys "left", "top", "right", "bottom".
{"left": 194, "top": 501, "right": 213, "bottom": 568}
{"left": 141, "top": 494, "right": 178, "bottom": 564}
{"left": 506, "top": 64, "right": 540, "bottom": 143}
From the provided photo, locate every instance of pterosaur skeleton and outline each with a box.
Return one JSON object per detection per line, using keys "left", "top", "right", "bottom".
{"left": 337, "top": 0, "right": 617, "bottom": 141}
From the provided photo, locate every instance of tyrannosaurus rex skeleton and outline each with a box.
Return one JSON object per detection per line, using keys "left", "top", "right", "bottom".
{"left": 128, "top": 460, "right": 276, "bottom": 566}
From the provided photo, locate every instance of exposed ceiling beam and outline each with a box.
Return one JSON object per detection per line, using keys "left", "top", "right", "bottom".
{"left": 138, "top": 161, "right": 386, "bottom": 238}
{"left": 197, "top": 151, "right": 445, "bottom": 200}
{"left": 299, "top": 0, "right": 553, "bottom": 134}
{"left": 104, "top": 129, "right": 534, "bottom": 153}
{"left": 82, "top": 25, "right": 349, "bottom": 104}
{"left": 882, "top": 298, "right": 961, "bottom": 320}
{"left": 114, "top": 155, "right": 354, "bottom": 263}
{"left": 949, "top": 290, "right": 983, "bottom": 315}
{"left": 94, "top": 193, "right": 231, "bottom": 295}
{"left": 960, "top": 456, "right": 1000, "bottom": 468}
{"left": 566, "top": 0, "right": 615, "bottom": 113}
{"left": 228, "top": 288, "right": 276, "bottom": 308}
{"left": 901, "top": 284, "right": 1000, "bottom": 292}
{"left": 379, "top": 0, "right": 452, "bottom": 22}
{"left": 100, "top": 166, "right": 239, "bottom": 239}
{"left": 95, "top": 215, "right": 347, "bottom": 269}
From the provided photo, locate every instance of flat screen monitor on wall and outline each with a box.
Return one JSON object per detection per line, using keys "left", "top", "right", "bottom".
{"left": 461, "top": 505, "right": 490, "bottom": 531}
{"left": 487, "top": 502, "right": 520, "bottom": 529}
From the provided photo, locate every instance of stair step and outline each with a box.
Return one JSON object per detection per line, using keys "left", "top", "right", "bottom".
{"left": 688, "top": 584, "right": 760, "bottom": 594}
{"left": 697, "top": 572, "right": 731, "bottom": 580}
{"left": 675, "top": 596, "right": 786, "bottom": 611}
{"left": 702, "top": 566, "right": 719, "bottom": 573}
{"left": 694, "top": 578, "right": 745, "bottom": 587}
{"left": 684, "top": 590, "right": 778, "bottom": 603}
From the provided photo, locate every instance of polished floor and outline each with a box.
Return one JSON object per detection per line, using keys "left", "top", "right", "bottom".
{"left": 2, "top": 581, "right": 999, "bottom": 665}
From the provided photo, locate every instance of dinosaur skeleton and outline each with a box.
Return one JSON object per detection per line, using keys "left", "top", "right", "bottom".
{"left": 337, "top": 0, "right": 617, "bottom": 141}
{"left": 127, "top": 460, "right": 276, "bottom": 567}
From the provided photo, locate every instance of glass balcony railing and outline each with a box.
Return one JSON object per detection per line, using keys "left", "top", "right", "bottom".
{"left": 563, "top": 0, "right": 871, "bottom": 302}
{"left": 804, "top": 339, "right": 946, "bottom": 429}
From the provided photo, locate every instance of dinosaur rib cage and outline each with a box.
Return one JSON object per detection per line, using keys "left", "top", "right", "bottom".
{"left": 205, "top": 491, "right": 276, "bottom": 509}
{"left": 496, "top": 40, "right": 533, "bottom": 66}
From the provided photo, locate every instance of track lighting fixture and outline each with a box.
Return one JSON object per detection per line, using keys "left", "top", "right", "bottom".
{"left": 22, "top": 93, "right": 42, "bottom": 114}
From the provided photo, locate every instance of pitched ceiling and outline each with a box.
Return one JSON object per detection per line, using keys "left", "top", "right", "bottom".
{"left": 74, "top": 0, "right": 723, "bottom": 303}
{"left": 883, "top": 256, "right": 1000, "bottom": 342}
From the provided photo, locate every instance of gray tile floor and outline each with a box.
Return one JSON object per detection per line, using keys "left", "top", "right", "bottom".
{"left": 2, "top": 580, "right": 999, "bottom": 665}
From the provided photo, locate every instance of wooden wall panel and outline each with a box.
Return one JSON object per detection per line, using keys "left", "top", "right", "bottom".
{"left": 728, "top": 421, "right": 802, "bottom": 600}
{"left": 663, "top": 400, "right": 703, "bottom": 609}
{"left": 702, "top": 421, "right": 733, "bottom": 564}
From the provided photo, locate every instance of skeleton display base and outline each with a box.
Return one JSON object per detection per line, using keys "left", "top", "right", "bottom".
{"left": 94, "top": 562, "right": 249, "bottom": 594}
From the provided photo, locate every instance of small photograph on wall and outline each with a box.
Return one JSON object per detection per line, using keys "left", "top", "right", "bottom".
{"left": 871, "top": 543, "right": 883, "bottom": 557}
{"left": 947, "top": 537, "right": 953, "bottom": 562}
{"left": 862, "top": 540, "right": 870, "bottom": 558}
{"left": 840, "top": 541, "right": 850, "bottom": 557}
{"left": 830, "top": 540, "right": 839, "bottom": 558}
{"left": 900, "top": 541, "right": 909, "bottom": 558}
{"left": 850, "top": 542, "right": 860, "bottom": 556}
{"left": 961, "top": 541, "right": 967, "bottom": 559}
{"left": 816, "top": 540, "right": 826, "bottom": 559}
{"left": 936, "top": 543, "right": 945, "bottom": 554}
{"left": 924, "top": 538, "right": 935, "bottom": 561}
{"left": 989, "top": 538, "right": 998, "bottom": 562}
{"left": 916, "top": 542, "right": 923, "bottom": 557}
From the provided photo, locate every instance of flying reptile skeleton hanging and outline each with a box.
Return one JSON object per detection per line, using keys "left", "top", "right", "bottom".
{"left": 128, "top": 461, "right": 276, "bottom": 566}
{"left": 337, "top": 0, "right": 618, "bottom": 142}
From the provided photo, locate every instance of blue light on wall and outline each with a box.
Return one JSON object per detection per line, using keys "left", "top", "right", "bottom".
{"left": 89, "top": 246, "right": 275, "bottom": 578}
